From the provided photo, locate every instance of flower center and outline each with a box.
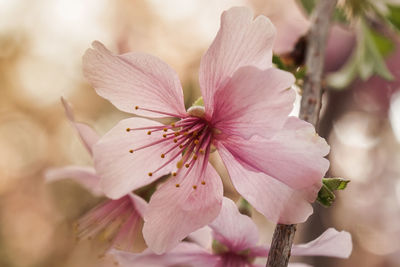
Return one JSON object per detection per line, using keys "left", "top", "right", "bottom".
{"left": 126, "top": 106, "right": 214, "bottom": 186}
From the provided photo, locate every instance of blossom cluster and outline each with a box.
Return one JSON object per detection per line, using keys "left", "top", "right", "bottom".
{"left": 46, "top": 7, "right": 352, "bottom": 266}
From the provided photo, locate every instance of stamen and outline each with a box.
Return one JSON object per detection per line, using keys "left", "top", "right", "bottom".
{"left": 163, "top": 128, "right": 168, "bottom": 132}
{"left": 192, "top": 185, "right": 197, "bottom": 189}
{"left": 172, "top": 172, "right": 177, "bottom": 176}
{"left": 201, "top": 181, "right": 206, "bottom": 185}
{"left": 185, "top": 163, "right": 190, "bottom": 168}
{"left": 126, "top": 128, "right": 130, "bottom": 132}
{"left": 194, "top": 139, "right": 199, "bottom": 145}
{"left": 129, "top": 149, "right": 133, "bottom": 153}
{"left": 148, "top": 172, "right": 153, "bottom": 177}
{"left": 163, "top": 134, "right": 167, "bottom": 138}
{"left": 135, "top": 106, "right": 185, "bottom": 118}
{"left": 175, "top": 184, "right": 180, "bottom": 188}
{"left": 161, "top": 154, "right": 165, "bottom": 158}
{"left": 147, "top": 131, "right": 151, "bottom": 135}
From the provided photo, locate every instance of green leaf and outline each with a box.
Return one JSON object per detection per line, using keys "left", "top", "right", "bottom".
{"left": 361, "top": 21, "right": 394, "bottom": 80}
{"left": 387, "top": 4, "right": 400, "bottom": 32}
{"left": 191, "top": 96, "right": 204, "bottom": 107}
{"left": 317, "top": 177, "right": 350, "bottom": 207}
{"left": 298, "top": 0, "right": 316, "bottom": 15}
{"left": 272, "top": 54, "right": 287, "bottom": 71}
{"left": 322, "top": 177, "right": 350, "bottom": 191}
{"left": 333, "top": 7, "right": 348, "bottom": 24}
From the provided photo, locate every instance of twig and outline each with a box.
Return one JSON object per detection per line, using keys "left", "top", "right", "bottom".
{"left": 266, "top": 1, "right": 338, "bottom": 266}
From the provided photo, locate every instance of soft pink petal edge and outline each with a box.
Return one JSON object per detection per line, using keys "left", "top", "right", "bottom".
{"left": 82, "top": 41, "right": 186, "bottom": 118}
{"left": 44, "top": 165, "right": 103, "bottom": 196}
{"left": 143, "top": 162, "right": 223, "bottom": 254}
{"left": 199, "top": 6, "right": 275, "bottom": 116}
{"left": 291, "top": 228, "right": 352, "bottom": 258}
{"left": 61, "top": 97, "right": 100, "bottom": 155}
{"left": 209, "top": 197, "right": 259, "bottom": 252}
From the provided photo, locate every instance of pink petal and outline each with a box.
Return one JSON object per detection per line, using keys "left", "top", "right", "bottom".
{"left": 44, "top": 166, "right": 103, "bottom": 196}
{"left": 211, "top": 66, "right": 295, "bottom": 139}
{"left": 61, "top": 97, "right": 100, "bottom": 155}
{"left": 199, "top": 7, "right": 276, "bottom": 115}
{"left": 93, "top": 117, "right": 179, "bottom": 199}
{"left": 187, "top": 226, "right": 213, "bottom": 249}
{"left": 217, "top": 146, "right": 314, "bottom": 224}
{"left": 111, "top": 242, "right": 219, "bottom": 267}
{"left": 83, "top": 41, "right": 186, "bottom": 118}
{"left": 209, "top": 197, "right": 259, "bottom": 252}
{"left": 77, "top": 195, "right": 143, "bottom": 252}
{"left": 218, "top": 117, "right": 330, "bottom": 195}
{"left": 143, "top": 162, "right": 223, "bottom": 254}
{"left": 291, "top": 228, "right": 352, "bottom": 258}
{"left": 128, "top": 193, "right": 148, "bottom": 218}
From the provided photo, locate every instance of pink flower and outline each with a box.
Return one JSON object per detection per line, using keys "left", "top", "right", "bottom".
{"left": 83, "top": 7, "right": 329, "bottom": 253}
{"left": 110, "top": 197, "right": 352, "bottom": 267}
{"left": 45, "top": 98, "right": 147, "bottom": 252}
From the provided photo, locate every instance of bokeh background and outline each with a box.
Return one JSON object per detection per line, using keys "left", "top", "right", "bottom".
{"left": 1, "top": 0, "right": 400, "bottom": 266}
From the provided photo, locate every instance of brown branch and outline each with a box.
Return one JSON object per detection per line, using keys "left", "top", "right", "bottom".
{"left": 266, "top": 1, "right": 338, "bottom": 266}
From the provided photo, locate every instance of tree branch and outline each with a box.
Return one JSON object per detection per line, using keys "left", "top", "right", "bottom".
{"left": 266, "top": 1, "right": 338, "bottom": 266}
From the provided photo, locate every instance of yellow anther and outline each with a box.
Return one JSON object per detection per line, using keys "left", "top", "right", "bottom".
{"left": 176, "top": 161, "right": 183, "bottom": 169}
{"left": 193, "top": 131, "right": 198, "bottom": 136}
{"left": 183, "top": 132, "right": 189, "bottom": 136}
{"left": 194, "top": 139, "right": 199, "bottom": 145}
{"left": 193, "top": 155, "right": 198, "bottom": 160}
{"left": 129, "top": 149, "right": 134, "bottom": 153}
{"left": 148, "top": 172, "right": 153, "bottom": 177}
{"left": 147, "top": 131, "right": 152, "bottom": 135}
{"left": 163, "top": 134, "right": 167, "bottom": 138}
{"left": 179, "top": 144, "right": 184, "bottom": 149}
{"left": 175, "top": 184, "right": 180, "bottom": 187}
{"left": 173, "top": 138, "right": 178, "bottom": 143}
{"left": 201, "top": 181, "right": 206, "bottom": 185}
{"left": 161, "top": 154, "right": 165, "bottom": 158}
{"left": 171, "top": 123, "right": 176, "bottom": 127}
{"left": 192, "top": 185, "right": 197, "bottom": 189}
{"left": 174, "top": 132, "right": 179, "bottom": 136}
{"left": 126, "top": 128, "right": 130, "bottom": 132}
{"left": 172, "top": 172, "right": 177, "bottom": 176}
{"left": 185, "top": 163, "right": 190, "bottom": 168}
{"left": 199, "top": 149, "right": 205, "bottom": 154}
{"left": 135, "top": 106, "right": 139, "bottom": 110}
{"left": 163, "top": 128, "right": 168, "bottom": 132}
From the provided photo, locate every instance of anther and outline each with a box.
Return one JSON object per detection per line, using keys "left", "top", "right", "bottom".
{"left": 192, "top": 185, "right": 197, "bottom": 189}
{"left": 163, "top": 134, "right": 167, "bottom": 138}
{"left": 175, "top": 184, "right": 180, "bottom": 187}
{"left": 129, "top": 149, "right": 134, "bottom": 153}
{"left": 147, "top": 131, "right": 152, "bottom": 135}
{"left": 172, "top": 172, "right": 177, "bottom": 176}
{"left": 126, "top": 128, "right": 130, "bottom": 132}
{"left": 183, "top": 132, "right": 189, "bottom": 136}
{"left": 176, "top": 161, "right": 183, "bottom": 169}
{"left": 161, "top": 154, "right": 165, "bottom": 158}
{"left": 148, "top": 172, "right": 153, "bottom": 177}
{"left": 173, "top": 138, "right": 178, "bottom": 143}
{"left": 135, "top": 106, "right": 139, "bottom": 110}
{"left": 201, "top": 181, "right": 206, "bottom": 185}
{"left": 193, "top": 155, "right": 198, "bottom": 160}
{"left": 171, "top": 123, "right": 176, "bottom": 127}
{"left": 199, "top": 149, "right": 205, "bottom": 154}
{"left": 174, "top": 132, "right": 179, "bottom": 136}
{"left": 179, "top": 144, "right": 184, "bottom": 148}
{"left": 163, "top": 128, "right": 168, "bottom": 132}
{"left": 193, "top": 131, "right": 198, "bottom": 136}
{"left": 185, "top": 163, "right": 190, "bottom": 168}
{"left": 194, "top": 139, "right": 199, "bottom": 145}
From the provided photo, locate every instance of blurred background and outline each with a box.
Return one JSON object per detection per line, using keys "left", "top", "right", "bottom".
{"left": 0, "top": 0, "right": 399, "bottom": 266}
